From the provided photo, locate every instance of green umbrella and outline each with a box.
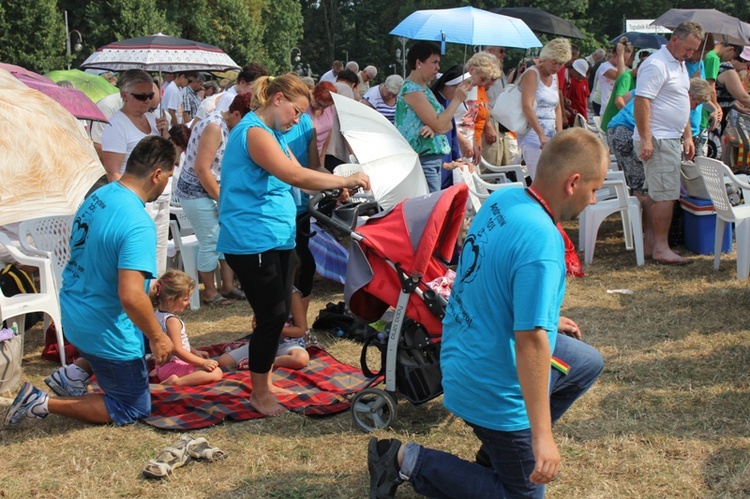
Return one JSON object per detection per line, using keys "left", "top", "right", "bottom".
{"left": 44, "top": 69, "right": 118, "bottom": 103}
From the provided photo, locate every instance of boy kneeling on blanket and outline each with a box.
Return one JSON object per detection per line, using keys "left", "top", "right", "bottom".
{"left": 4, "top": 137, "right": 177, "bottom": 429}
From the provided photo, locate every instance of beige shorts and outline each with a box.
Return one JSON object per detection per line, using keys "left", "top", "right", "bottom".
{"left": 634, "top": 138, "right": 682, "bottom": 202}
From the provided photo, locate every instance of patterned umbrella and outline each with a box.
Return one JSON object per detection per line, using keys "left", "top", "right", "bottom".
{"left": 80, "top": 33, "right": 241, "bottom": 73}
{"left": 308, "top": 222, "right": 348, "bottom": 285}
{"left": 45, "top": 69, "right": 118, "bottom": 103}
{"left": 15, "top": 75, "right": 108, "bottom": 122}
{"left": 0, "top": 69, "right": 104, "bottom": 226}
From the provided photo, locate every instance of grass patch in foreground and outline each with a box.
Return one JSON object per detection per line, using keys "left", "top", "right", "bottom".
{"left": 2, "top": 218, "right": 750, "bottom": 497}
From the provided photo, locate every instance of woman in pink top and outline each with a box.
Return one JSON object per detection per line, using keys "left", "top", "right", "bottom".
{"left": 306, "top": 82, "right": 338, "bottom": 170}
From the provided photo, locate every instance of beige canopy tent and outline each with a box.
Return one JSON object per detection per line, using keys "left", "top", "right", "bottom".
{"left": 0, "top": 69, "right": 103, "bottom": 226}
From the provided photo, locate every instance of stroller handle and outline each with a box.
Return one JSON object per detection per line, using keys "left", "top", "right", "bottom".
{"left": 308, "top": 190, "right": 357, "bottom": 236}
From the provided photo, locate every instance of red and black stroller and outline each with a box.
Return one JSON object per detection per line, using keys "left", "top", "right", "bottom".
{"left": 309, "top": 183, "right": 468, "bottom": 431}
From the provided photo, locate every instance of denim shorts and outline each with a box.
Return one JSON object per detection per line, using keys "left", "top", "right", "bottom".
{"left": 82, "top": 351, "right": 151, "bottom": 426}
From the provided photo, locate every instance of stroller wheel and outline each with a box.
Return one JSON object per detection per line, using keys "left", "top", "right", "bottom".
{"left": 351, "top": 388, "right": 397, "bottom": 432}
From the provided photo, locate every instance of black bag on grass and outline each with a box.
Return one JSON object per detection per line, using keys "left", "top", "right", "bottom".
{"left": 0, "top": 264, "right": 43, "bottom": 330}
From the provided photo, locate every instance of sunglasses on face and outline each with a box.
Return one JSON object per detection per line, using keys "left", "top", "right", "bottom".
{"left": 130, "top": 92, "right": 155, "bottom": 101}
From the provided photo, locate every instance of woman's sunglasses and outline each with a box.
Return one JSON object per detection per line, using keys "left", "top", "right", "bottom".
{"left": 131, "top": 92, "right": 155, "bottom": 101}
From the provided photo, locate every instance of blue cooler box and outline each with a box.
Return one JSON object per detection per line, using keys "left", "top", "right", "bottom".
{"left": 680, "top": 196, "right": 732, "bottom": 255}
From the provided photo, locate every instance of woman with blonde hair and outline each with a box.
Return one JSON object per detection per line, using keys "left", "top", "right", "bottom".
{"left": 519, "top": 38, "right": 571, "bottom": 179}
{"left": 465, "top": 51, "right": 502, "bottom": 163}
{"left": 217, "top": 73, "right": 370, "bottom": 417}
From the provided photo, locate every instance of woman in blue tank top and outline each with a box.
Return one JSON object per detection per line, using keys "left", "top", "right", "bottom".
{"left": 218, "top": 73, "right": 370, "bottom": 417}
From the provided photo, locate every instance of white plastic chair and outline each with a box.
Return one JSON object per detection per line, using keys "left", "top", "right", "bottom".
{"left": 578, "top": 173, "right": 645, "bottom": 266}
{"left": 455, "top": 165, "right": 524, "bottom": 214}
{"left": 695, "top": 157, "right": 750, "bottom": 279}
{"left": 0, "top": 233, "right": 66, "bottom": 365}
{"left": 18, "top": 216, "right": 74, "bottom": 294}
{"left": 479, "top": 158, "right": 527, "bottom": 185}
{"left": 167, "top": 220, "right": 201, "bottom": 310}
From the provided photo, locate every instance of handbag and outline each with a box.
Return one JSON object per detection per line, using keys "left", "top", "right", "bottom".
{"left": 0, "top": 332, "right": 23, "bottom": 395}
{"left": 680, "top": 161, "right": 710, "bottom": 200}
{"left": 491, "top": 71, "right": 532, "bottom": 135}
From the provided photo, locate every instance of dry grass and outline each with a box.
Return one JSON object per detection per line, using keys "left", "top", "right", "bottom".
{"left": 2, "top": 217, "right": 750, "bottom": 498}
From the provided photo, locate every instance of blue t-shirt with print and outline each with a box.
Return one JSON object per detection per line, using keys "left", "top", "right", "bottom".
{"left": 217, "top": 111, "right": 296, "bottom": 255}
{"left": 283, "top": 113, "right": 315, "bottom": 215}
{"left": 60, "top": 182, "right": 157, "bottom": 361}
{"left": 441, "top": 187, "right": 566, "bottom": 432}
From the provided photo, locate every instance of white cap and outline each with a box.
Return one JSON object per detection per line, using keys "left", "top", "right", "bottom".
{"left": 741, "top": 46, "right": 750, "bottom": 62}
{"left": 572, "top": 59, "right": 589, "bottom": 77}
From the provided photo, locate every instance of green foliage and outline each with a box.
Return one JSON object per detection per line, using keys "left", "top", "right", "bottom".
{"left": 201, "top": 0, "right": 265, "bottom": 69}
{"left": 261, "top": 0, "right": 304, "bottom": 74}
{"left": 0, "top": 0, "right": 68, "bottom": 73}
{"left": 84, "top": 0, "right": 175, "bottom": 50}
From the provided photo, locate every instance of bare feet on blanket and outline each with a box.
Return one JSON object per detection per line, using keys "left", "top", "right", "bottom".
{"left": 268, "top": 379, "right": 294, "bottom": 396}
{"left": 161, "top": 375, "right": 180, "bottom": 385}
{"left": 248, "top": 392, "right": 287, "bottom": 417}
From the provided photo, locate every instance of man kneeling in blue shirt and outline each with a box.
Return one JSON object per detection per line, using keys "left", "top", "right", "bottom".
{"left": 4, "top": 136, "right": 176, "bottom": 428}
{"left": 368, "top": 127, "right": 609, "bottom": 498}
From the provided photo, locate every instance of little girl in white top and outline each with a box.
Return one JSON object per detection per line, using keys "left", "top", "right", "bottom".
{"left": 150, "top": 270, "right": 222, "bottom": 386}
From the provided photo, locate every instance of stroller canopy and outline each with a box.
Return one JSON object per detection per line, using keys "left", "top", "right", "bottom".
{"left": 346, "top": 184, "right": 469, "bottom": 338}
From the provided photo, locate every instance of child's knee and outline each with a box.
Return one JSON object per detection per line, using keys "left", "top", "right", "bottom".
{"left": 217, "top": 353, "right": 235, "bottom": 368}
{"left": 291, "top": 349, "right": 310, "bottom": 368}
{"left": 210, "top": 367, "right": 223, "bottom": 381}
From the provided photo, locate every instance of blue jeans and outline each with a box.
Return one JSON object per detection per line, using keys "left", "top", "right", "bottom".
{"left": 420, "top": 154, "right": 444, "bottom": 193}
{"left": 82, "top": 351, "right": 150, "bottom": 426}
{"left": 408, "top": 334, "right": 603, "bottom": 498}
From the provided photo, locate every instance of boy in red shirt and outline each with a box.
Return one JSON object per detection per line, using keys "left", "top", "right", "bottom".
{"left": 565, "top": 59, "right": 590, "bottom": 126}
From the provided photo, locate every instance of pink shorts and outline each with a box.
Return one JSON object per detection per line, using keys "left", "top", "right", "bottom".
{"left": 156, "top": 359, "right": 195, "bottom": 381}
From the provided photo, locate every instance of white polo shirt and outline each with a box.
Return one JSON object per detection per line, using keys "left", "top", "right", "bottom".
{"left": 634, "top": 45, "right": 690, "bottom": 141}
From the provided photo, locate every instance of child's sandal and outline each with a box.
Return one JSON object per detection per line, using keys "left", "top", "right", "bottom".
{"left": 186, "top": 437, "right": 227, "bottom": 462}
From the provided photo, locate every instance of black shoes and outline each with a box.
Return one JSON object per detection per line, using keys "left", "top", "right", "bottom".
{"left": 368, "top": 437, "right": 404, "bottom": 499}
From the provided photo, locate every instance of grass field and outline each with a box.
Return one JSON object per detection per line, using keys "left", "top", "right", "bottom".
{"left": 1, "top": 218, "right": 750, "bottom": 498}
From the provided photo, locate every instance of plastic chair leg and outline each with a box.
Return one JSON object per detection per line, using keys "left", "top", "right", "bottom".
{"left": 181, "top": 245, "right": 201, "bottom": 310}
{"left": 628, "top": 203, "right": 645, "bottom": 266}
{"left": 734, "top": 219, "right": 750, "bottom": 280}
{"left": 714, "top": 218, "right": 728, "bottom": 271}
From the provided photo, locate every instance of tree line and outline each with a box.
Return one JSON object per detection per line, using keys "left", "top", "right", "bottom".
{"left": 1, "top": 0, "right": 748, "bottom": 82}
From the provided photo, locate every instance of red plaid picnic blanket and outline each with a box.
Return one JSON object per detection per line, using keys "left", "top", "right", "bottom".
{"left": 91, "top": 343, "right": 375, "bottom": 430}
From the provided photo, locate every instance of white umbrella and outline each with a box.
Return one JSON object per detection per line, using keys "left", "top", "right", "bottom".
{"left": 331, "top": 93, "right": 428, "bottom": 211}
{"left": 0, "top": 70, "right": 104, "bottom": 226}
{"left": 80, "top": 33, "right": 240, "bottom": 72}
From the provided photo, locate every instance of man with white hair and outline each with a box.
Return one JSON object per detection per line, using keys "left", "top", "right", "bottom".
{"left": 634, "top": 21, "right": 705, "bottom": 265}
{"left": 345, "top": 61, "right": 359, "bottom": 73}
{"left": 357, "top": 65, "right": 378, "bottom": 96}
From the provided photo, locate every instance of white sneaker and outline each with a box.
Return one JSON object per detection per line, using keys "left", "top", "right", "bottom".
{"left": 3, "top": 382, "right": 48, "bottom": 428}
{"left": 44, "top": 367, "right": 89, "bottom": 397}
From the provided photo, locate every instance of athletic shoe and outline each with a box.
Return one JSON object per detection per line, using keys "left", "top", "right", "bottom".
{"left": 3, "top": 382, "right": 49, "bottom": 428}
{"left": 44, "top": 367, "right": 89, "bottom": 397}
{"left": 368, "top": 437, "right": 404, "bottom": 499}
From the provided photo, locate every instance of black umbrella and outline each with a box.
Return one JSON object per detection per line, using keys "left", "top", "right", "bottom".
{"left": 652, "top": 9, "right": 750, "bottom": 45}
{"left": 610, "top": 32, "right": 668, "bottom": 50}
{"left": 490, "top": 7, "right": 584, "bottom": 39}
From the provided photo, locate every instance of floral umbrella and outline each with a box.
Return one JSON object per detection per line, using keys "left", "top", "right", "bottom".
{"left": 0, "top": 69, "right": 104, "bottom": 226}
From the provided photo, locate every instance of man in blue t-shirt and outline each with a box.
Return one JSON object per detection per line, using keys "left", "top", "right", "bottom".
{"left": 4, "top": 136, "right": 177, "bottom": 429}
{"left": 368, "top": 128, "right": 608, "bottom": 498}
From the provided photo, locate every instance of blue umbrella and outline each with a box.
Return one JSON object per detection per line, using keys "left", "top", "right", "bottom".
{"left": 610, "top": 32, "right": 668, "bottom": 50}
{"left": 390, "top": 6, "right": 542, "bottom": 53}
